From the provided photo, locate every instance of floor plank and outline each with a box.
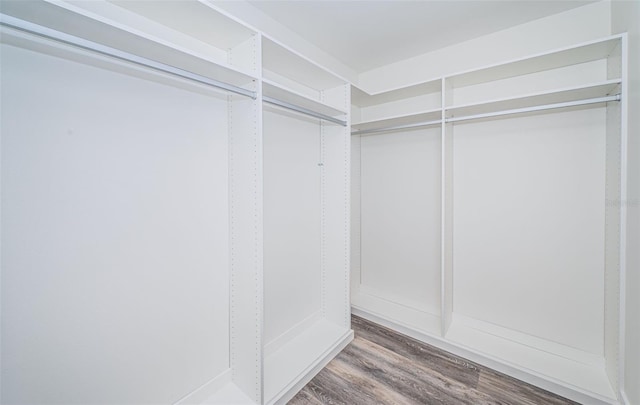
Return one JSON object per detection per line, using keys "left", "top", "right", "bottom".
{"left": 289, "top": 315, "right": 579, "bottom": 405}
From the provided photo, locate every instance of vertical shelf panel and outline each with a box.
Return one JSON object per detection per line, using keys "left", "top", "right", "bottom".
{"left": 442, "top": 79, "right": 454, "bottom": 335}
{"left": 350, "top": 134, "right": 363, "bottom": 299}
{"left": 229, "top": 90, "right": 263, "bottom": 404}
{"left": 603, "top": 36, "right": 626, "bottom": 392}
{"left": 321, "top": 84, "right": 352, "bottom": 329}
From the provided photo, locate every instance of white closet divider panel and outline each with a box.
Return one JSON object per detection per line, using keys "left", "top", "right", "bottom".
{"left": 351, "top": 135, "right": 363, "bottom": 298}
{"left": 1, "top": 41, "right": 231, "bottom": 405}
{"left": 227, "top": 92, "right": 263, "bottom": 405}
{"left": 442, "top": 78, "right": 454, "bottom": 335}
{"left": 320, "top": 84, "right": 352, "bottom": 330}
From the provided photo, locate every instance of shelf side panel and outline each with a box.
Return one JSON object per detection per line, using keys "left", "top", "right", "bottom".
{"left": 229, "top": 34, "right": 260, "bottom": 77}
{"left": 351, "top": 135, "right": 362, "bottom": 298}
{"left": 442, "top": 121, "right": 454, "bottom": 335}
{"left": 321, "top": 84, "right": 351, "bottom": 328}
{"left": 605, "top": 96, "right": 622, "bottom": 394}
{"left": 229, "top": 93, "right": 263, "bottom": 404}
{"left": 321, "top": 125, "right": 351, "bottom": 328}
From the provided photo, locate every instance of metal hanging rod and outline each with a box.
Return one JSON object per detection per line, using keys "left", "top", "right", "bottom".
{"left": 0, "top": 14, "right": 257, "bottom": 99}
{"left": 351, "top": 119, "right": 441, "bottom": 136}
{"left": 263, "top": 96, "right": 347, "bottom": 126}
{"left": 350, "top": 93, "right": 621, "bottom": 134}
{"left": 446, "top": 94, "right": 621, "bottom": 123}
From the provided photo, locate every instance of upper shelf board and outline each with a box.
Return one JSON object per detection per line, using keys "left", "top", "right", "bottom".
{"left": 446, "top": 80, "right": 621, "bottom": 118}
{"left": 352, "top": 109, "right": 441, "bottom": 132}
{"left": 448, "top": 35, "right": 622, "bottom": 88}
{"left": 352, "top": 79, "right": 441, "bottom": 107}
{"left": 106, "top": 0, "right": 257, "bottom": 51}
{"left": 0, "top": 0, "right": 257, "bottom": 88}
{"left": 263, "top": 37, "right": 346, "bottom": 91}
{"left": 263, "top": 79, "right": 347, "bottom": 118}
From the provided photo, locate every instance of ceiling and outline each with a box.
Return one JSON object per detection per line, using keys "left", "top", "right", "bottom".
{"left": 246, "top": 0, "right": 596, "bottom": 73}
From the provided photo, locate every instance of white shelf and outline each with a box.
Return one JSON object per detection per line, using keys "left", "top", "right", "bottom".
{"left": 352, "top": 79, "right": 441, "bottom": 107}
{"left": 448, "top": 35, "right": 622, "bottom": 88}
{"left": 352, "top": 109, "right": 441, "bottom": 134}
{"left": 351, "top": 291, "right": 441, "bottom": 337}
{"left": 108, "top": 0, "right": 255, "bottom": 51}
{"left": 263, "top": 36, "right": 346, "bottom": 92}
{"left": 446, "top": 80, "right": 621, "bottom": 119}
{"left": 0, "top": 0, "right": 258, "bottom": 89}
{"left": 263, "top": 79, "right": 347, "bottom": 118}
{"left": 264, "top": 318, "right": 352, "bottom": 404}
{"left": 445, "top": 315, "right": 616, "bottom": 401}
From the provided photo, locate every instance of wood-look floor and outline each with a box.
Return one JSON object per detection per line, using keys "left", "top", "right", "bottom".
{"left": 290, "top": 316, "right": 579, "bottom": 405}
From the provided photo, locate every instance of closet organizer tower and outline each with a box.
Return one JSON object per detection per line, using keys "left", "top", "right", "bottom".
{"left": 351, "top": 36, "right": 627, "bottom": 405}
{"left": 0, "top": 1, "right": 351, "bottom": 405}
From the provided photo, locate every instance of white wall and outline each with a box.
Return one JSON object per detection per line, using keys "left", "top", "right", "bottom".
{"left": 263, "top": 109, "right": 322, "bottom": 346}
{"left": 359, "top": 129, "right": 441, "bottom": 314}
{"left": 452, "top": 108, "right": 607, "bottom": 355}
{"left": 0, "top": 44, "right": 230, "bottom": 404}
{"left": 611, "top": 1, "right": 640, "bottom": 404}
{"left": 359, "top": 1, "right": 612, "bottom": 93}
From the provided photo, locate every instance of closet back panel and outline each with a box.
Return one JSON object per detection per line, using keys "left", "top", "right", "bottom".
{"left": 263, "top": 109, "right": 322, "bottom": 345}
{"left": 360, "top": 129, "right": 442, "bottom": 314}
{"left": 452, "top": 108, "right": 606, "bottom": 355}
{"left": 1, "top": 44, "right": 230, "bottom": 404}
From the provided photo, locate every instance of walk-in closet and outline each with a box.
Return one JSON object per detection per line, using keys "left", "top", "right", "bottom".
{"left": 1, "top": 1, "right": 638, "bottom": 405}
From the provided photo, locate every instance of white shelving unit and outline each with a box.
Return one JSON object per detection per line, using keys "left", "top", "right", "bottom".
{"left": 0, "top": 1, "right": 351, "bottom": 405}
{"left": 261, "top": 36, "right": 352, "bottom": 405}
{"left": 351, "top": 79, "right": 444, "bottom": 339}
{"left": 351, "top": 34, "right": 627, "bottom": 405}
